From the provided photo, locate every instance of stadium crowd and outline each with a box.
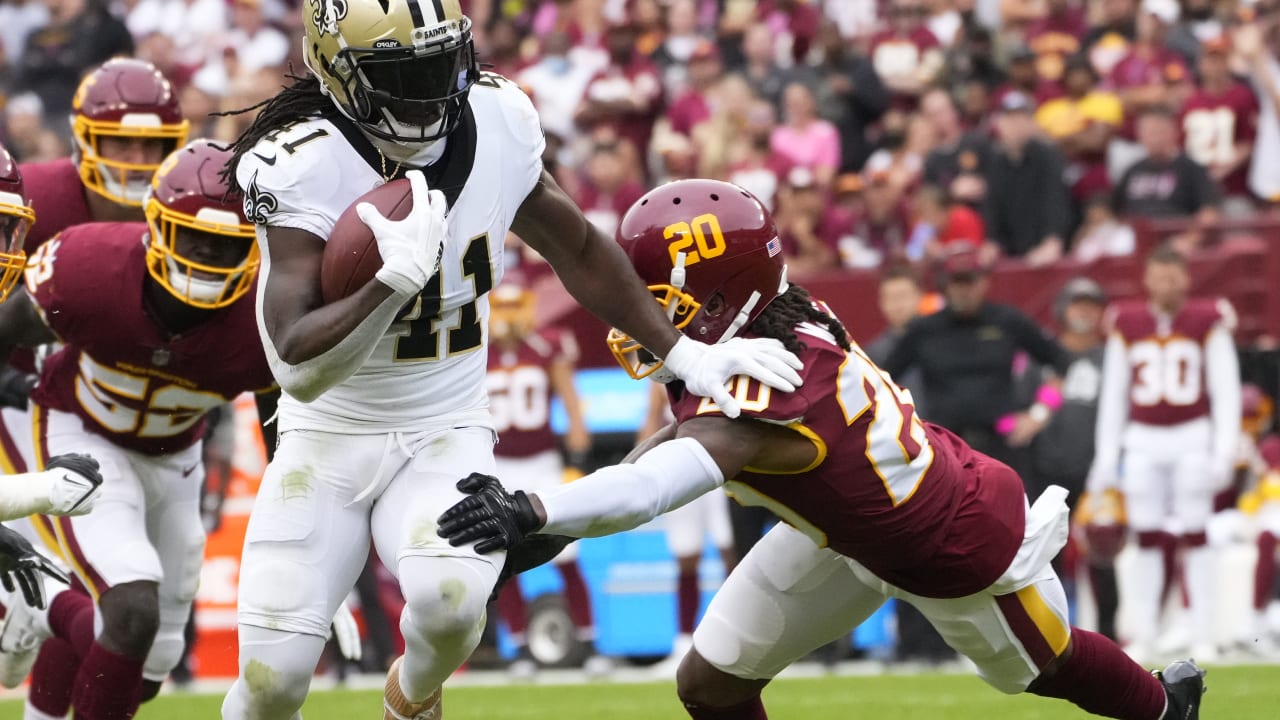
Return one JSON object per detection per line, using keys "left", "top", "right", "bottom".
{"left": 0, "top": 0, "right": 1276, "bottom": 685}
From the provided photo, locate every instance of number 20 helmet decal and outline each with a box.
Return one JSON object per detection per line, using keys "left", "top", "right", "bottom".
{"left": 607, "top": 179, "right": 788, "bottom": 380}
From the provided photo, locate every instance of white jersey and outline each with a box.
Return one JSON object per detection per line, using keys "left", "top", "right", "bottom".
{"left": 236, "top": 75, "right": 546, "bottom": 433}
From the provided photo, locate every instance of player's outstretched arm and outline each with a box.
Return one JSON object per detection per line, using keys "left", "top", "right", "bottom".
{"left": 1087, "top": 333, "right": 1131, "bottom": 492}
{"left": 438, "top": 417, "right": 808, "bottom": 550}
{"left": 1206, "top": 324, "right": 1242, "bottom": 483}
{"left": 512, "top": 171, "right": 802, "bottom": 417}
{"left": 0, "top": 453, "right": 102, "bottom": 521}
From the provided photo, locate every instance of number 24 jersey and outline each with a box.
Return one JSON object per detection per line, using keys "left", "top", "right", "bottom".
{"left": 235, "top": 75, "right": 545, "bottom": 434}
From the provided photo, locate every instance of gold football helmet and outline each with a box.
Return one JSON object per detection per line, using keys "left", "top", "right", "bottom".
{"left": 303, "top": 0, "right": 478, "bottom": 143}
{"left": 489, "top": 282, "right": 536, "bottom": 341}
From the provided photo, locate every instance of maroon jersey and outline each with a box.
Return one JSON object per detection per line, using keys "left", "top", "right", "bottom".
{"left": 1104, "top": 298, "right": 1236, "bottom": 426}
{"left": 24, "top": 223, "right": 274, "bottom": 455}
{"left": 1026, "top": 8, "right": 1088, "bottom": 83}
{"left": 1181, "top": 83, "right": 1259, "bottom": 197}
{"left": 667, "top": 319, "right": 1025, "bottom": 599}
{"left": 1108, "top": 48, "right": 1190, "bottom": 139}
{"left": 20, "top": 159, "right": 92, "bottom": 253}
{"left": 487, "top": 328, "right": 578, "bottom": 459}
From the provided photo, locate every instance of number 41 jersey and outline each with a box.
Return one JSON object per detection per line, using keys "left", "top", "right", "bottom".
{"left": 665, "top": 316, "right": 1027, "bottom": 600}
{"left": 236, "top": 75, "right": 545, "bottom": 433}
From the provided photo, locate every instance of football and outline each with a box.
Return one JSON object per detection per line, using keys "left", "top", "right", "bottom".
{"left": 320, "top": 178, "right": 414, "bottom": 304}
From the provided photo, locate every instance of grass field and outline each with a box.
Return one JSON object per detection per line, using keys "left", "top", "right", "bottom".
{"left": 2, "top": 665, "right": 1275, "bottom": 719}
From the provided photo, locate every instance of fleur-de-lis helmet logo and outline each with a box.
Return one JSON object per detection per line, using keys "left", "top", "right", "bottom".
{"left": 311, "top": 0, "right": 348, "bottom": 36}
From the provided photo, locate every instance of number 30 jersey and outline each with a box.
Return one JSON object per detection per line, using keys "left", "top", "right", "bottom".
{"left": 24, "top": 224, "right": 275, "bottom": 455}
{"left": 236, "top": 76, "right": 545, "bottom": 433}
{"left": 665, "top": 316, "right": 1027, "bottom": 599}
{"left": 1103, "top": 298, "right": 1236, "bottom": 426}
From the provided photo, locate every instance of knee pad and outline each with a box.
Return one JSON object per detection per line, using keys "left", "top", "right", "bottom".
{"left": 399, "top": 556, "right": 495, "bottom": 640}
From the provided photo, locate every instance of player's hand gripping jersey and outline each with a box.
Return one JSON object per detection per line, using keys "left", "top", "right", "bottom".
{"left": 24, "top": 226, "right": 274, "bottom": 454}
{"left": 236, "top": 75, "right": 544, "bottom": 433}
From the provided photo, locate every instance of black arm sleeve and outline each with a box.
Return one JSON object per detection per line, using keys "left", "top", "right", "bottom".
{"left": 1008, "top": 309, "right": 1072, "bottom": 375}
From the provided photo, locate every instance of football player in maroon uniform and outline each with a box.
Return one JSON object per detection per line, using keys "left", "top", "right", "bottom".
{"left": 1180, "top": 35, "right": 1259, "bottom": 205}
{"left": 0, "top": 140, "right": 274, "bottom": 720}
{"left": 485, "top": 280, "right": 609, "bottom": 676}
{"left": 441, "top": 179, "right": 1207, "bottom": 720}
{"left": 1089, "top": 245, "right": 1240, "bottom": 663}
{"left": 2, "top": 58, "right": 189, "bottom": 395}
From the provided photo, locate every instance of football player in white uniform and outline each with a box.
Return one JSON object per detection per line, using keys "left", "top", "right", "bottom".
{"left": 218, "top": 2, "right": 803, "bottom": 718}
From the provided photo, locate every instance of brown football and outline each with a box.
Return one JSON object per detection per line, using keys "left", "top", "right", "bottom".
{"left": 320, "top": 178, "right": 413, "bottom": 304}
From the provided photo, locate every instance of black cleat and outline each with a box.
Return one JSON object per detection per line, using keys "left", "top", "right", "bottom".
{"left": 1156, "top": 659, "right": 1207, "bottom": 720}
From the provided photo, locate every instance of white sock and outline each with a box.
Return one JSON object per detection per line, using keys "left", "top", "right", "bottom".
{"left": 1183, "top": 544, "right": 1216, "bottom": 647}
{"left": 1130, "top": 547, "right": 1165, "bottom": 646}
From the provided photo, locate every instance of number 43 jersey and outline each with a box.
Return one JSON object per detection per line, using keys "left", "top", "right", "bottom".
{"left": 665, "top": 314, "right": 1027, "bottom": 600}
{"left": 25, "top": 224, "right": 275, "bottom": 455}
{"left": 236, "top": 75, "right": 545, "bottom": 434}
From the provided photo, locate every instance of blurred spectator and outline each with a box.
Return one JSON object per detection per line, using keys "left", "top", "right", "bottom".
{"left": 223, "top": 0, "right": 288, "bottom": 74}
{"left": 821, "top": 0, "right": 878, "bottom": 42}
{"left": 983, "top": 92, "right": 1072, "bottom": 265}
{"left": 866, "top": 264, "right": 929, "bottom": 415}
{"left": 775, "top": 167, "right": 836, "bottom": 274}
{"left": 1237, "top": 15, "right": 1280, "bottom": 202}
{"left": 733, "top": 23, "right": 791, "bottom": 109}
{"left": 907, "top": 183, "right": 988, "bottom": 262}
{"left": 1072, "top": 192, "right": 1137, "bottom": 261}
{"left": 628, "top": 0, "right": 666, "bottom": 57}
{"left": 10, "top": 0, "right": 134, "bottom": 123}
{"left": 0, "top": 0, "right": 47, "bottom": 68}
{"left": 1083, "top": 0, "right": 1138, "bottom": 78}
{"left": 519, "top": 31, "right": 596, "bottom": 145}
{"left": 1166, "top": 0, "right": 1222, "bottom": 65}
{"left": 863, "top": 109, "right": 928, "bottom": 194}
{"left": 870, "top": 0, "right": 944, "bottom": 109}
{"left": 725, "top": 108, "right": 791, "bottom": 210}
{"left": 1035, "top": 56, "right": 1122, "bottom": 207}
{"left": 1113, "top": 106, "right": 1221, "bottom": 241}
{"left": 574, "top": 140, "right": 646, "bottom": 238}
{"left": 692, "top": 73, "right": 762, "bottom": 179}
{"left": 3, "top": 92, "right": 47, "bottom": 161}
{"left": 179, "top": 82, "right": 221, "bottom": 140}
{"left": 926, "top": 0, "right": 964, "bottom": 47}
{"left": 124, "top": 0, "right": 226, "bottom": 68}
{"left": 1180, "top": 35, "right": 1259, "bottom": 213}
{"left": 651, "top": 0, "right": 710, "bottom": 100}
{"left": 1025, "top": 0, "right": 1088, "bottom": 86}
{"left": 958, "top": 76, "right": 997, "bottom": 129}
{"left": 837, "top": 167, "right": 913, "bottom": 265}
{"left": 576, "top": 21, "right": 663, "bottom": 173}
{"left": 482, "top": 16, "right": 527, "bottom": 78}
{"left": 1107, "top": 0, "right": 1194, "bottom": 176}
{"left": 883, "top": 247, "right": 1072, "bottom": 463}
{"left": 755, "top": 0, "right": 822, "bottom": 65}
{"left": 770, "top": 82, "right": 840, "bottom": 187}
{"left": 808, "top": 19, "right": 888, "bottom": 173}
{"left": 944, "top": 24, "right": 1006, "bottom": 91}
{"left": 993, "top": 46, "right": 1061, "bottom": 107}
{"left": 922, "top": 87, "right": 993, "bottom": 205}
{"left": 665, "top": 40, "right": 720, "bottom": 138}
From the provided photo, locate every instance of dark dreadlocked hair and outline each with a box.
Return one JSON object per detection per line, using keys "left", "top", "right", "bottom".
{"left": 216, "top": 70, "right": 335, "bottom": 186}
{"left": 747, "top": 285, "right": 851, "bottom": 355}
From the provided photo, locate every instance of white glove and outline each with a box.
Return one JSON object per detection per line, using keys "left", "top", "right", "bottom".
{"left": 330, "top": 601, "right": 362, "bottom": 663}
{"left": 357, "top": 169, "right": 448, "bottom": 297}
{"left": 662, "top": 336, "right": 803, "bottom": 419}
{"left": 44, "top": 454, "right": 103, "bottom": 516}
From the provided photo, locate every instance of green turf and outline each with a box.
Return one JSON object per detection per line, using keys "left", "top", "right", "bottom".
{"left": 2, "top": 665, "right": 1275, "bottom": 719}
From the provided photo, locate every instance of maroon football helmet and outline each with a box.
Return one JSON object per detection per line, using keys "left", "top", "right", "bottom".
{"left": 72, "top": 58, "right": 189, "bottom": 207}
{"left": 0, "top": 145, "right": 34, "bottom": 303}
{"left": 143, "top": 139, "right": 258, "bottom": 309}
{"left": 607, "top": 179, "right": 787, "bottom": 380}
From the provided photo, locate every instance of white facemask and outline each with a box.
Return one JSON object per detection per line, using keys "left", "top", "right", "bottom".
{"left": 166, "top": 255, "right": 235, "bottom": 305}
{"left": 98, "top": 161, "right": 151, "bottom": 203}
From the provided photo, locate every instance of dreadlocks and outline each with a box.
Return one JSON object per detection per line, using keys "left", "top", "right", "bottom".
{"left": 216, "top": 71, "right": 335, "bottom": 185}
{"left": 748, "top": 285, "right": 851, "bottom": 355}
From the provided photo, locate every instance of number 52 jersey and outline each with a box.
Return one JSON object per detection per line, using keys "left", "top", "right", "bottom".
{"left": 236, "top": 75, "right": 545, "bottom": 434}
{"left": 665, "top": 318, "right": 1028, "bottom": 600}
{"left": 24, "top": 224, "right": 275, "bottom": 455}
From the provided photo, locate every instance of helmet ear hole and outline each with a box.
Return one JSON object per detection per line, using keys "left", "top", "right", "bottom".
{"left": 703, "top": 293, "right": 726, "bottom": 318}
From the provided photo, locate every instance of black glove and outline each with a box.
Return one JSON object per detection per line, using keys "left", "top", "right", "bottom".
{"left": 0, "top": 367, "right": 35, "bottom": 410}
{"left": 437, "top": 473, "right": 542, "bottom": 554}
{"left": 0, "top": 526, "right": 68, "bottom": 609}
{"left": 489, "top": 533, "right": 577, "bottom": 603}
